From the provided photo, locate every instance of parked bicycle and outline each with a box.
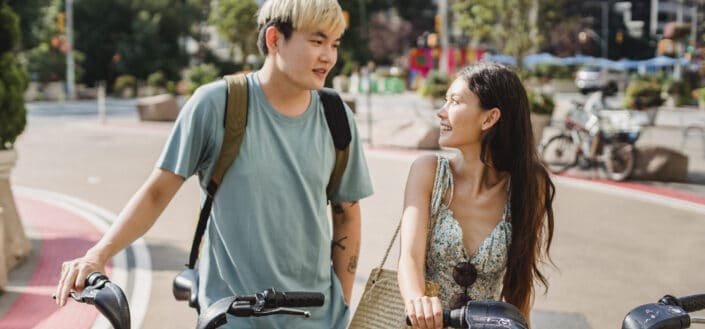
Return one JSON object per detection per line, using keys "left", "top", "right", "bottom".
{"left": 406, "top": 294, "right": 705, "bottom": 329}
{"left": 539, "top": 102, "right": 640, "bottom": 181}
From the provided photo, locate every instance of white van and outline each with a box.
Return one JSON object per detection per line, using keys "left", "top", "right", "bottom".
{"left": 574, "top": 65, "right": 627, "bottom": 94}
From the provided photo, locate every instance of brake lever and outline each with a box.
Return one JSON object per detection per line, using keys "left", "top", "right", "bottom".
{"left": 253, "top": 307, "right": 311, "bottom": 318}
{"left": 228, "top": 303, "right": 311, "bottom": 318}
{"left": 68, "top": 284, "right": 104, "bottom": 304}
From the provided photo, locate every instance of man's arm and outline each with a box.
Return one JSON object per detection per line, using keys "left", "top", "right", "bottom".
{"left": 55, "top": 168, "right": 184, "bottom": 306}
{"left": 330, "top": 201, "right": 361, "bottom": 305}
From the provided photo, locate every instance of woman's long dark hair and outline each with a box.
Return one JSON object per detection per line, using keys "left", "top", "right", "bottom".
{"left": 459, "top": 62, "right": 555, "bottom": 318}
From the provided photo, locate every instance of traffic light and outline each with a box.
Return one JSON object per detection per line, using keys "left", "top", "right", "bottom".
{"left": 57, "top": 12, "right": 65, "bottom": 33}
{"left": 435, "top": 15, "right": 441, "bottom": 33}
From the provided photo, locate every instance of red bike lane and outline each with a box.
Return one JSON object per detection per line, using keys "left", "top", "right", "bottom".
{"left": 0, "top": 197, "right": 112, "bottom": 329}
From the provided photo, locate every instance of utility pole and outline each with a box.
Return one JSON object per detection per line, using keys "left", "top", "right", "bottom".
{"left": 601, "top": 1, "right": 609, "bottom": 59}
{"left": 66, "top": 0, "right": 76, "bottom": 100}
{"left": 438, "top": 0, "right": 449, "bottom": 74}
{"left": 690, "top": 3, "right": 697, "bottom": 49}
{"left": 674, "top": 0, "right": 685, "bottom": 80}
{"left": 650, "top": 0, "right": 658, "bottom": 38}
{"left": 584, "top": 1, "right": 610, "bottom": 59}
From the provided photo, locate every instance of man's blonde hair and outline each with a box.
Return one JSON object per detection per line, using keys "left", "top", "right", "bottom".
{"left": 257, "top": 0, "right": 346, "bottom": 54}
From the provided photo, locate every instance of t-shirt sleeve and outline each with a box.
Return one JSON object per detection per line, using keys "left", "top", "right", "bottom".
{"left": 330, "top": 104, "right": 374, "bottom": 203}
{"left": 156, "top": 81, "right": 225, "bottom": 180}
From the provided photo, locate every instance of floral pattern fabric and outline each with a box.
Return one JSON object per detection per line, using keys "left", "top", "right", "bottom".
{"left": 424, "top": 156, "right": 512, "bottom": 309}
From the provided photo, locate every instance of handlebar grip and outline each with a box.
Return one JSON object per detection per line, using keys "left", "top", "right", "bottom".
{"left": 405, "top": 309, "right": 463, "bottom": 328}
{"left": 678, "top": 294, "right": 705, "bottom": 313}
{"left": 266, "top": 291, "right": 325, "bottom": 308}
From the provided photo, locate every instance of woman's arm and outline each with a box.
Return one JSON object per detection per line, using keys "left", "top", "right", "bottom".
{"left": 398, "top": 155, "right": 443, "bottom": 329}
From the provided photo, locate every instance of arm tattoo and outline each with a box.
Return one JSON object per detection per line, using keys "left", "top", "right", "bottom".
{"left": 348, "top": 244, "right": 360, "bottom": 274}
{"left": 332, "top": 201, "right": 358, "bottom": 215}
{"left": 346, "top": 255, "right": 359, "bottom": 274}
{"left": 332, "top": 236, "right": 348, "bottom": 251}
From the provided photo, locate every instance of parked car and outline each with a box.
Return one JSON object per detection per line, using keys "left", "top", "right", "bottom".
{"left": 574, "top": 65, "right": 627, "bottom": 94}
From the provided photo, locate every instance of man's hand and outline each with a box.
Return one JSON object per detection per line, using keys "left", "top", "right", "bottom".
{"left": 55, "top": 251, "right": 106, "bottom": 306}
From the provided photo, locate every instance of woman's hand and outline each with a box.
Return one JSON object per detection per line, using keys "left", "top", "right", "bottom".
{"left": 54, "top": 252, "right": 106, "bottom": 307}
{"left": 406, "top": 295, "right": 444, "bottom": 329}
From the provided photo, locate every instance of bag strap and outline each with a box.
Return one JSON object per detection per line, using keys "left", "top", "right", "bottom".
{"left": 186, "top": 81, "right": 352, "bottom": 269}
{"left": 317, "top": 88, "right": 351, "bottom": 201}
{"left": 374, "top": 156, "right": 444, "bottom": 280}
{"left": 186, "top": 73, "right": 248, "bottom": 269}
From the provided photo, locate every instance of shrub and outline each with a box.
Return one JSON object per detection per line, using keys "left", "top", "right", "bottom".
{"left": 692, "top": 88, "right": 705, "bottom": 105}
{"left": 623, "top": 78, "right": 664, "bottom": 110}
{"left": 0, "top": 2, "right": 28, "bottom": 150}
{"left": 417, "top": 70, "right": 449, "bottom": 99}
{"left": 663, "top": 79, "right": 692, "bottom": 106}
{"left": 527, "top": 90, "right": 555, "bottom": 115}
{"left": 531, "top": 63, "right": 572, "bottom": 80}
{"left": 0, "top": 0, "right": 19, "bottom": 55}
{"left": 147, "top": 71, "right": 167, "bottom": 88}
{"left": 183, "top": 63, "right": 219, "bottom": 95}
{"left": 166, "top": 80, "right": 177, "bottom": 95}
{"left": 114, "top": 74, "right": 137, "bottom": 96}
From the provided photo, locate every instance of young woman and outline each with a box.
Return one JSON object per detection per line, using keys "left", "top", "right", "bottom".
{"left": 398, "top": 62, "right": 555, "bottom": 329}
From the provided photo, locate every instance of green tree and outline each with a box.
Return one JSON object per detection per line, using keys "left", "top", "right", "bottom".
{"left": 72, "top": 0, "right": 204, "bottom": 86}
{"left": 209, "top": 0, "right": 258, "bottom": 60}
{"left": 0, "top": 0, "right": 28, "bottom": 150}
{"left": 452, "top": 0, "right": 544, "bottom": 70}
{"left": 8, "top": 0, "right": 50, "bottom": 49}
{"left": 451, "top": 0, "right": 497, "bottom": 47}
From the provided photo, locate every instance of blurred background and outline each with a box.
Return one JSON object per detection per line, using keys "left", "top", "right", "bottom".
{"left": 5, "top": 0, "right": 705, "bottom": 105}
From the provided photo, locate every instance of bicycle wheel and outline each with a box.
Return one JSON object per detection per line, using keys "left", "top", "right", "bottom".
{"left": 602, "top": 142, "right": 635, "bottom": 181}
{"left": 540, "top": 135, "right": 579, "bottom": 173}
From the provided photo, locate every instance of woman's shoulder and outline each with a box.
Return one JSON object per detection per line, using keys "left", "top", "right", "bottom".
{"left": 406, "top": 154, "right": 442, "bottom": 188}
{"left": 410, "top": 153, "right": 441, "bottom": 174}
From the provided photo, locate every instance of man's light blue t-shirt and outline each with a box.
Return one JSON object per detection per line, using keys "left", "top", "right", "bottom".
{"left": 157, "top": 73, "right": 373, "bottom": 328}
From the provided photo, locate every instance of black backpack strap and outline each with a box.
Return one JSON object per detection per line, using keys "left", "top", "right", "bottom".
{"left": 186, "top": 73, "right": 248, "bottom": 269}
{"left": 317, "top": 88, "right": 352, "bottom": 201}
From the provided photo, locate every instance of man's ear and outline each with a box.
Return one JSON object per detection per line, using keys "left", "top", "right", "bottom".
{"left": 481, "top": 107, "right": 501, "bottom": 131}
{"left": 265, "top": 26, "right": 280, "bottom": 54}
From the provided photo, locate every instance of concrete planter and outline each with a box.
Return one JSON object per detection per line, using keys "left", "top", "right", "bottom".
{"left": 0, "top": 149, "right": 32, "bottom": 290}
{"left": 136, "top": 94, "right": 180, "bottom": 121}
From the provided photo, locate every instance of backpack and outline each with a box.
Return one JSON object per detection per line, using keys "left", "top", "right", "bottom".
{"left": 172, "top": 73, "right": 352, "bottom": 312}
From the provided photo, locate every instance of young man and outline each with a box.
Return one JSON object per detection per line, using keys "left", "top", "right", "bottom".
{"left": 54, "top": 1, "right": 373, "bottom": 328}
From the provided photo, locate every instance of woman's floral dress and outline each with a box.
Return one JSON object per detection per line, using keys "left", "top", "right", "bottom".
{"left": 425, "top": 156, "right": 512, "bottom": 309}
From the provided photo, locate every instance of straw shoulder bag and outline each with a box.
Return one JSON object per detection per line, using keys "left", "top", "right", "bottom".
{"left": 348, "top": 156, "right": 448, "bottom": 329}
{"left": 347, "top": 223, "right": 440, "bottom": 329}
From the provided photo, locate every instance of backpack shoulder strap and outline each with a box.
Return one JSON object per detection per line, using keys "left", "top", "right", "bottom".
{"left": 186, "top": 73, "right": 248, "bottom": 269}
{"left": 213, "top": 73, "right": 249, "bottom": 186}
{"left": 316, "top": 88, "right": 352, "bottom": 201}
